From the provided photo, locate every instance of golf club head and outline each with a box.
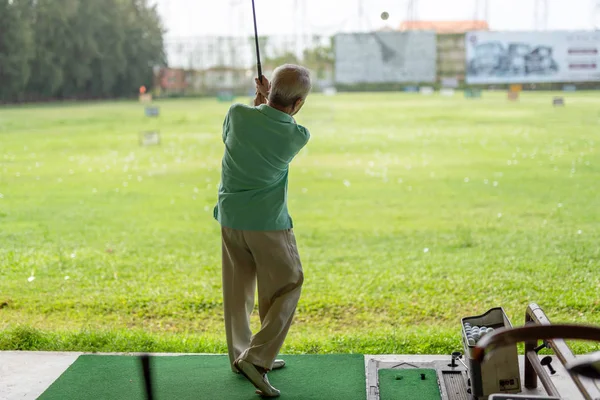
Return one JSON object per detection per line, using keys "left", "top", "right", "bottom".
{"left": 565, "top": 351, "right": 600, "bottom": 380}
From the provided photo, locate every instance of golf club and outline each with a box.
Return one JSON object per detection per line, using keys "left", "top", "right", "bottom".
{"left": 251, "top": 0, "right": 263, "bottom": 83}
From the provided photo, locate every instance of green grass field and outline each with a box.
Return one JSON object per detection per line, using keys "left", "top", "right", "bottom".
{"left": 1, "top": 92, "right": 599, "bottom": 355}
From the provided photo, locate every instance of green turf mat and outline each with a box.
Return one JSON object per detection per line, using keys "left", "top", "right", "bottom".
{"left": 38, "top": 354, "right": 366, "bottom": 400}
{"left": 378, "top": 369, "right": 441, "bottom": 400}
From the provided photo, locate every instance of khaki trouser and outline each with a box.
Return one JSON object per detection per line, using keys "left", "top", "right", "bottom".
{"left": 221, "top": 226, "right": 304, "bottom": 371}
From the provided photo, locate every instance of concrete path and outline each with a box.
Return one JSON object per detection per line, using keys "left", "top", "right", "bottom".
{"left": 0, "top": 351, "right": 81, "bottom": 400}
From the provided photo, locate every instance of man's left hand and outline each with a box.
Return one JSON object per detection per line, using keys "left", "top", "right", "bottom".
{"left": 255, "top": 76, "right": 270, "bottom": 98}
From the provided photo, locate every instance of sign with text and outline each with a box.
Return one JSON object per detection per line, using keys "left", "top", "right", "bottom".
{"left": 466, "top": 31, "right": 600, "bottom": 84}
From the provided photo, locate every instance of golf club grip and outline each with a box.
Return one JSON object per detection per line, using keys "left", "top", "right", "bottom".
{"left": 141, "top": 355, "right": 154, "bottom": 400}
{"left": 257, "top": 62, "right": 263, "bottom": 83}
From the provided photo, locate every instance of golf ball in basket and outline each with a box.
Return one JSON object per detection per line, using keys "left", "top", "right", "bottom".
{"left": 468, "top": 338, "right": 476, "bottom": 346}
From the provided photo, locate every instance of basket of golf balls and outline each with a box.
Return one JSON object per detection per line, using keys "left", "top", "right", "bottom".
{"left": 463, "top": 322, "right": 495, "bottom": 346}
{"left": 460, "top": 308, "right": 522, "bottom": 398}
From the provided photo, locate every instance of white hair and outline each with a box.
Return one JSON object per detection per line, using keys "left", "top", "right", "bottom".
{"left": 268, "top": 64, "right": 312, "bottom": 108}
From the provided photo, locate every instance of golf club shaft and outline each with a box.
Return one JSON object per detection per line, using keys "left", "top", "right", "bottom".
{"left": 141, "top": 355, "right": 154, "bottom": 400}
{"left": 251, "top": 0, "right": 263, "bottom": 82}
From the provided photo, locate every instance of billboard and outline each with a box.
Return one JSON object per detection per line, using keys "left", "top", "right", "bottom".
{"left": 466, "top": 31, "right": 600, "bottom": 84}
{"left": 335, "top": 32, "right": 437, "bottom": 84}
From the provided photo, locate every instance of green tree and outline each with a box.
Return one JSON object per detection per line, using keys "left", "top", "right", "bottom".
{"left": 302, "top": 37, "right": 334, "bottom": 80}
{"left": 26, "top": 0, "right": 79, "bottom": 99}
{"left": 58, "top": 0, "right": 102, "bottom": 98}
{"left": 263, "top": 52, "right": 299, "bottom": 70}
{"left": 0, "top": 0, "right": 34, "bottom": 102}
{"left": 2, "top": 0, "right": 165, "bottom": 102}
{"left": 247, "top": 35, "right": 269, "bottom": 71}
{"left": 113, "top": 0, "right": 166, "bottom": 97}
{"left": 88, "top": 0, "right": 128, "bottom": 97}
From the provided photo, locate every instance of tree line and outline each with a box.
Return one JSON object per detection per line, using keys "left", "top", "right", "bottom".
{"left": 0, "top": 0, "right": 165, "bottom": 103}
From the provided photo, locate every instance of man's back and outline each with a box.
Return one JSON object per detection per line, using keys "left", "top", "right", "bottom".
{"left": 214, "top": 103, "right": 310, "bottom": 231}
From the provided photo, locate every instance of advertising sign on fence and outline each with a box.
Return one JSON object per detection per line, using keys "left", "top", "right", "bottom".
{"left": 335, "top": 32, "right": 437, "bottom": 84}
{"left": 466, "top": 31, "right": 600, "bottom": 84}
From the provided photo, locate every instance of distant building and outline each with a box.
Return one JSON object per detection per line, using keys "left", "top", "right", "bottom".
{"left": 377, "top": 25, "right": 396, "bottom": 32}
{"left": 154, "top": 66, "right": 251, "bottom": 96}
{"left": 399, "top": 20, "right": 489, "bottom": 34}
{"left": 201, "top": 66, "right": 251, "bottom": 94}
{"left": 156, "top": 68, "right": 188, "bottom": 94}
{"left": 398, "top": 20, "right": 490, "bottom": 83}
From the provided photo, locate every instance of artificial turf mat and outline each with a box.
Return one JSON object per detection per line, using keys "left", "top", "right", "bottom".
{"left": 378, "top": 369, "right": 442, "bottom": 400}
{"left": 38, "top": 354, "right": 366, "bottom": 400}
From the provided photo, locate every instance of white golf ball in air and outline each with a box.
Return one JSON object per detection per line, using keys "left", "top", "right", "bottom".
{"left": 381, "top": 11, "right": 389, "bottom": 20}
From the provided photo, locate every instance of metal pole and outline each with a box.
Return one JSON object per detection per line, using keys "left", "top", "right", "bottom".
{"left": 525, "top": 350, "right": 561, "bottom": 396}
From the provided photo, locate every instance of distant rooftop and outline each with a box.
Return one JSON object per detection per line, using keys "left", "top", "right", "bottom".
{"left": 398, "top": 20, "right": 490, "bottom": 34}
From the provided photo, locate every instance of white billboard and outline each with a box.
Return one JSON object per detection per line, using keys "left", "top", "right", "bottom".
{"left": 335, "top": 32, "right": 437, "bottom": 84}
{"left": 466, "top": 31, "right": 600, "bottom": 84}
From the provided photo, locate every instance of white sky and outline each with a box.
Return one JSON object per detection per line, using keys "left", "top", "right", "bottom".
{"left": 155, "top": 0, "right": 598, "bottom": 39}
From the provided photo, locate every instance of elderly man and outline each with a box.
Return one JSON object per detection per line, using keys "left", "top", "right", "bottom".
{"left": 213, "top": 64, "right": 312, "bottom": 397}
